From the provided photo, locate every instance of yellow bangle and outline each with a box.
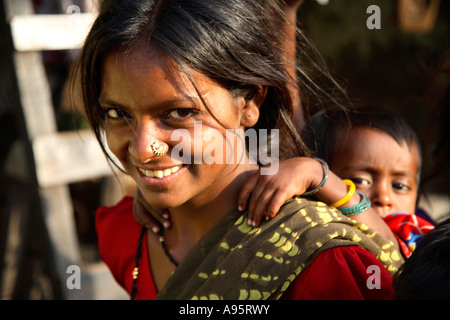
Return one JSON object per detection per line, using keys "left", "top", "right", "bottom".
{"left": 330, "top": 179, "right": 356, "bottom": 208}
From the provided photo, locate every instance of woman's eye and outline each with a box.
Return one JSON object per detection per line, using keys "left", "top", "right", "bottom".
{"left": 104, "top": 108, "right": 130, "bottom": 120}
{"left": 166, "top": 109, "right": 195, "bottom": 119}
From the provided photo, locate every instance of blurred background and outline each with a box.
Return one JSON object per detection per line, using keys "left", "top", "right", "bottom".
{"left": 0, "top": 0, "right": 449, "bottom": 299}
{"left": 300, "top": 0, "right": 449, "bottom": 225}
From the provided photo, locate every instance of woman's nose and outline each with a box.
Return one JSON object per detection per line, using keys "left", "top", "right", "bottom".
{"left": 128, "top": 121, "right": 168, "bottom": 163}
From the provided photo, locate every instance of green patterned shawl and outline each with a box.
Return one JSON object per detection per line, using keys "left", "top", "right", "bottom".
{"left": 156, "top": 197, "right": 404, "bottom": 300}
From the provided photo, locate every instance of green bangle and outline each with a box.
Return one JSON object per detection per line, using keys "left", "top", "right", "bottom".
{"left": 303, "top": 158, "right": 329, "bottom": 196}
{"left": 339, "top": 191, "right": 371, "bottom": 216}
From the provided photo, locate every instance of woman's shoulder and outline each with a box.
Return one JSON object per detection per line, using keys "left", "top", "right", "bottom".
{"left": 96, "top": 196, "right": 142, "bottom": 248}
{"left": 282, "top": 245, "right": 395, "bottom": 300}
{"left": 282, "top": 196, "right": 337, "bottom": 214}
{"left": 95, "top": 196, "right": 158, "bottom": 299}
{"left": 95, "top": 196, "right": 142, "bottom": 287}
{"left": 96, "top": 196, "right": 136, "bottom": 233}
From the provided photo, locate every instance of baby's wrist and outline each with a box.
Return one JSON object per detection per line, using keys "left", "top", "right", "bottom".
{"left": 302, "top": 159, "right": 370, "bottom": 216}
{"left": 316, "top": 177, "right": 370, "bottom": 217}
{"left": 303, "top": 158, "right": 329, "bottom": 196}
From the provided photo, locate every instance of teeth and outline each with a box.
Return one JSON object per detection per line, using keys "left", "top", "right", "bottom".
{"left": 171, "top": 166, "right": 181, "bottom": 173}
{"left": 145, "top": 170, "right": 155, "bottom": 178}
{"left": 139, "top": 165, "right": 182, "bottom": 179}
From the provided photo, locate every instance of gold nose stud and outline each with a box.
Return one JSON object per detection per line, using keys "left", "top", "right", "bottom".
{"left": 150, "top": 141, "right": 168, "bottom": 156}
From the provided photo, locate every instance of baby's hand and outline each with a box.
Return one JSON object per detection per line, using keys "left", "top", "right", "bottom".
{"left": 133, "top": 188, "right": 171, "bottom": 233}
{"left": 238, "top": 157, "right": 322, "bottom": 227}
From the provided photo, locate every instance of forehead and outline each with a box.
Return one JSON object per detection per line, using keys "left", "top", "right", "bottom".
{"left": 100, "top": 42, "right": 220, "bottom": 104}
{"left": 332, "top": 126, "right": 420, "bottom": 176}
{"left": 101, "top": 44, "right": 188, "bottom": 95}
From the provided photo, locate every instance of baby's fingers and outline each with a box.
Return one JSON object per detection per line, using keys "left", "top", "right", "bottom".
{"left": 238, "top": 171, "right": 260, "bottom": 212}
{"left": 250, "top": 188, "right": 275, "bottom": 227}
{"left": 251, "top": 189, "right": 288, "bottom": 227}
{"left": 264, "top": 190, "right": 289, "bottom": 221}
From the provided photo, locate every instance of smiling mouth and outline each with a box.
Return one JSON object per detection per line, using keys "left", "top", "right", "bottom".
{"left": 138, "top": 165, "right": 183, "bottom": 179}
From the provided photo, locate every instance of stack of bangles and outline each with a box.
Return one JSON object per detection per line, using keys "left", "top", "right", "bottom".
{"left": 303, "top": 158, "right": 371, "bottom": 217}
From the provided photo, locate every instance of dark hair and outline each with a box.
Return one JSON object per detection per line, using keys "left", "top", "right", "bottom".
{"left": 76, "top": 0, "right": 349, "bottom": 167}
{"left": 302, "top": 105, "right": 422, "bottom": 171}
{"left": 393, "top": 218, "right": 450, "bottom": 300}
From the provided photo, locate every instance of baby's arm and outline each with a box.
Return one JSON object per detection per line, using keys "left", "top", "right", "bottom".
{"left": 238, "top": 157, "right": 399, "bottom": 248}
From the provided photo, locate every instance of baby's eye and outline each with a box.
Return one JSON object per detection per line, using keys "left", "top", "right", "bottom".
{"left": 350, "top": 177, "right": 371, "bottom": 186}
{"left": 166, "top": 108, "right": 196, "bottom": 119}
{"left": 392, "top": 183, "right": 410, "bottom": 192}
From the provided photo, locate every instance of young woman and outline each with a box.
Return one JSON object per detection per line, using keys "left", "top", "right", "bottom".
{"left": 79, "top": 0, "right": 403, "bottom": 299}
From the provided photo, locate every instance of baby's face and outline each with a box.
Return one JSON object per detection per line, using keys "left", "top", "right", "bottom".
{"left": 330, "top": 127, "right": 420, "bottom": 218}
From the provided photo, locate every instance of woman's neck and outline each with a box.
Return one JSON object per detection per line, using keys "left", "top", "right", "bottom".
{"left": 165, "top": 164, "right": 258, "bottom": 258}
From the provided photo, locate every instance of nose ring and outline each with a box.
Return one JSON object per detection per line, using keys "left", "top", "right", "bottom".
{"left": 150, "top": 140, "right": 168, "bottom": 156}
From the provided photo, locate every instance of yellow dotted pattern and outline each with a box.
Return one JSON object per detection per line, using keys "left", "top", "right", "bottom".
{"left": 156, "top": 197, "right": 404, "bottom": 300}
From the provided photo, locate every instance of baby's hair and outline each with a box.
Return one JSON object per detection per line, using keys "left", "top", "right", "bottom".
{"left": 302, "top": 105, "right": 422, "bottom": 173}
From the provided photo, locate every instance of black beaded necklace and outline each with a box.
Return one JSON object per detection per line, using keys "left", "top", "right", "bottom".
{"left": 130, "top": 225, "right": 179, "bottom": 300}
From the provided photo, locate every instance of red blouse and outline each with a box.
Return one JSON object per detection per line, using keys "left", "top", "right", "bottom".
{"left": 96, "top": 197, "right": 394, "bottom": 300}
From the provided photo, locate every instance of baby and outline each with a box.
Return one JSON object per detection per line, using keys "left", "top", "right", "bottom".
{"left": 301, "top": 106, "right": 434, "bottom": 256}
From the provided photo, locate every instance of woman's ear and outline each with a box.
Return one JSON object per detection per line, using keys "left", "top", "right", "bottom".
{"left": 240, "top": 85, "right": 267, "bottom": 128}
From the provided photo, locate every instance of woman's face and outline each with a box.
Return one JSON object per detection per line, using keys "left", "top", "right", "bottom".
{"left": 330, "top": 127, "right": 420, "bottom": 218}
{"left": 99, "top": 43, "right": 258, "bottom": 209}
